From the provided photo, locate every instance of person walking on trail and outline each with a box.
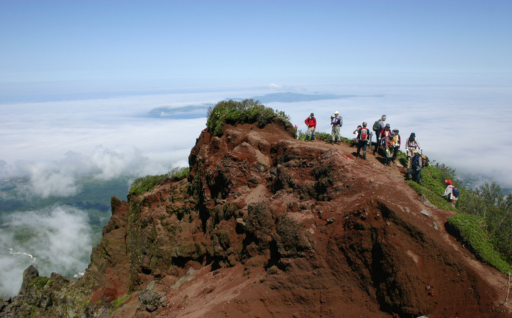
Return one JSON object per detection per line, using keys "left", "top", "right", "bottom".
{"left": 405, "top": 132, "right": 421, "bottom": 168}
{"left": 373, "top": 115, "right": 386, "bottom": 155}
{"left": 356, "top": 122, "right": 370, "bottom": 160}
{"left": 330, "top": 111, "right": 343, "bottom": 144}
{"left": 407, "top": 149, "right": 422, "bottom": 185}
{"left": 442, "top": 180, "right": 459, "bottom": 202}
{"left": 376, "top": 123, "right": 392, "bottom": 155}
{"left": 390, "top": 128, "right": 401, "bottom": 163}
{"left": 305, "top": 113, "right": 316, "bottom": 142}
{"left": 383, "top": 134, "right": 394, "bottom": 166}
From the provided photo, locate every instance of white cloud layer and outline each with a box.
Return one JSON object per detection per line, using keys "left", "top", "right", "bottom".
{"left": 0, "top": 206, "right": 92, "bottom": 297}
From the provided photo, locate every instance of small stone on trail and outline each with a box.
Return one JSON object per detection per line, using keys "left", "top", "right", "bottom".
{"left": 420, "top": 210, "right": 431, "bottom": 218}
{"left": 146, "top": 305, "right": 158, "bottom": 312}
{"left": 433, "top": 222, "right": 438, "bottom": 230}
{"left": 326, "top": 217, "right": 335, "bottom": 224}
{"left": 404, "top": 207, "right": 410, "bottom": 213}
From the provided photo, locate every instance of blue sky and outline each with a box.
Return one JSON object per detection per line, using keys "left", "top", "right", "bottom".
{"left": 1, "top": 0, "right": 511, "bottom": 83}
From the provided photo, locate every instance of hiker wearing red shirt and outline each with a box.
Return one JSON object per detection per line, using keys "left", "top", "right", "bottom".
{"left": 305, "top": 113, "right": 316, "bottom": 141}
{"left": 442, "top": 180, "right": 459, "bottom": 202}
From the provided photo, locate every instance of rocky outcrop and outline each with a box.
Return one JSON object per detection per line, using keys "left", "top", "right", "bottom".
{"left": 2, "top": 119, "right": 511, "bottom": 318}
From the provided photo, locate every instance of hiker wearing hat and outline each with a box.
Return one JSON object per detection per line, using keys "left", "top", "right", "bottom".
{"left": 442, "top": 180, "right": 459, "bottom": 202}
{"left": 372, "top": 115, "right": 386, "bottom": 155}
{"left": 330, "top": 111, "right": 343, "bottom": 144}
{"left": 405, "top": 133, "right": 421, "bottom": 168}
{"left": 304, "top": 113, "right": 317, "bottom": 142}
{"left": 356, "top": 122, "right": 370, "bottom": 159}
{"left": 407, "top": 149, "right": 422, "bottom": 185}
{"left": 390, "top": 128, "right": 401, "bottom": 163}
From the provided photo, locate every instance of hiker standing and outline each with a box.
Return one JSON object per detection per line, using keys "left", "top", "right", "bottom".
{"left": 330, "top": 111, "right": 342, "bottom": 144}
{"left": 442, "top": 180, "right": 459, "bottom": 202}
{"left": 407, "top": 149, "right": 422, "bottom": 185}
{"left": 305, "top": 113, "right": 316, "bottom": 142}
{"left": 405, "top": 133, "right": 421, "bottom": 168}
{"left": 383, "top": 135, "right": 394, "bottom": 166}
{"left": 356, "top": 122, "right": 370, "bottom": 159}
{"left": 390, "top": 128, "right": 401, "bottom": 162}
{"left": 372, "top": 115, "right": 386, "bottom": 155}
{"left": 376, "top": 123, "right": 392, "bottom": 155}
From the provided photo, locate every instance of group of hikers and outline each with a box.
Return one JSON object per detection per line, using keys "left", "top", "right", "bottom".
{"left": 304, "top": 112, "right": 459, "bottom": 202}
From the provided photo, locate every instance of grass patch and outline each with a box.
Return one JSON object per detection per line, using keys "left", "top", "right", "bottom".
{"left": 448, "top": 213, "right": 512, "bottom": 274}
{"left": 110, "top": 294, "right": 130, "bottom": 314}
{"left": 31, "top": 276, "right": 49, "bottom": 288}
{"left": 206, "top": 99, "right": 291, "bottom": 136}
{"left": 129, "top": 167, "right": 189, "bottom": 196}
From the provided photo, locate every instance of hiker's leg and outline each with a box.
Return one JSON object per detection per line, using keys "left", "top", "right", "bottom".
{"left": 416, "top": 170, "right": 422, "bottom": 184}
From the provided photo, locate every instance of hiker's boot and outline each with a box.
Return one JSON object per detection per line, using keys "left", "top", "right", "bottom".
{"left": 406, "top": 173, "right": 411, "bottom": 180}
{"left": 363, "top": 151, "right": 367, "bottom": 160}
{"left": 305, "top": 136, "right": 309, "bottom": 142}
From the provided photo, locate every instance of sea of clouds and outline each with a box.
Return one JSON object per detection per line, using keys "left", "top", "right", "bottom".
{"left": 0, "top": 81, "right": 510, "bottom": 296}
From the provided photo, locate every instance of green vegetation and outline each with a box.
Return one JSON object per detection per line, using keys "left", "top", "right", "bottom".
{"left": 110, "top": 294, "right": 130, "bottom": 314}
{"left": 32, "top": 276, "right": 49, "bottom": 288}
{"left": 206, "top": 99, "right": 291, "bottom": 136}
{"left": 447, "top": 213, "right": 511, "bottom": 273}
{"left": 403, "top": 156, "right": 512, "bottom": 273}
{"left": 129, "top": 167, "right": 189, "bottom": 196}
{"left": 296, "top": 129, "right": 351, "bottom": 143}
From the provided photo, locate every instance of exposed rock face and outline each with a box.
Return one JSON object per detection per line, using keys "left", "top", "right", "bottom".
{"left": 2, "top": 119, "right": 511, "bottom": 317}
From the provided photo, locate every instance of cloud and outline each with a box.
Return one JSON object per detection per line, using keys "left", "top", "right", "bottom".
{"left": 0, "top": 206, "right": 92, "bottom": 297}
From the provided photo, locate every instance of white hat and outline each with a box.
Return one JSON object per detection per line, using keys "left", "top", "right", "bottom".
{"left": 334, "top": 111, "right": 339, "bottom": 114}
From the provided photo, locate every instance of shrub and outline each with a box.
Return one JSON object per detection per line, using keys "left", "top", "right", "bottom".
{"left": 206, "top": 99, "right": 291, "bottom": 136}
{"left": 129, "top": 167, "right": 190, "bottom": 196}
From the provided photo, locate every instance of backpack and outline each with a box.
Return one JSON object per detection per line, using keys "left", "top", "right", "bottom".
{"left": 390, "top": 135, "right": 399, "bottom": 146}
{"left": 453, "top": 187, "right": 460, "bottom": 198}
{"left": 373, "top": 120, "right": 380, "bottom": 131}
{"left": 412, "top": 155, "right": 421, "bottom": 168}
{"left": 360, "top": 128, "right": 368, "bottom": 141}
{"left": 421, "top": 154, "right": 429, "bottom": 167}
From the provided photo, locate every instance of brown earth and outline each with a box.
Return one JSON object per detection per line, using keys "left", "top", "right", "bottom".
{"left": 2, "top": 118, "right": 512, "bottom": 318}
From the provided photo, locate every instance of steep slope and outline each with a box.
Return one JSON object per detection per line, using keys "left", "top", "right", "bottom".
{"left": 1, "top": 118, "right": 511, "bottom": 318}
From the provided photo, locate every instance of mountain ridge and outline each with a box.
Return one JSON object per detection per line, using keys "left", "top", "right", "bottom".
{"left": 1, "top": 116, "right": 511, "bottom": 318}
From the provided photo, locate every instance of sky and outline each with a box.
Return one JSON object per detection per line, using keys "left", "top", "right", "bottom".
{"left": 1, "top": 0, "right": 512, "bottom": 297}
{"left": 1, "top": 0, "right": 511, "bottom": 83}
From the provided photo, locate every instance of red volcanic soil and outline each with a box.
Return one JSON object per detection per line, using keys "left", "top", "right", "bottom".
{"left": 102, "top": 120, "right": 512, "bottom": 318}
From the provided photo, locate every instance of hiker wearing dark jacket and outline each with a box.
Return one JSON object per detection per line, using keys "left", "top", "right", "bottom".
{"left": 356, "top": 122, "right": 370, "bottom": 159}
{"left": 407, "top": 149, "right": 422, "bottom": 185}
{"left": 373, "top": 115, "right": 386, "bottom": 155}
{"left": 305, "top": 113, "right": 316, "bottom": 141}
{"left": 405, "top": 132, "right": 421, "bottom": 168}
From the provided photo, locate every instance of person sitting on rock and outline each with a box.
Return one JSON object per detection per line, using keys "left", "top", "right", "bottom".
{"left": 390, "top": 128, "right": 401, "bottom": 163}
{"left": 356, "top": 122, "right": 370, "bottom": 159}
{"left": 442, "top": 180, "right": 459, "bottom": 202}
{"left": 305, "top": 113, "right": 316, "bottom": 141}
{"left": 407, "top": 149, "right": 422, "bottom": 185}
{"left": 330, "top": 112, "right": 343, "bottom": 144}
{"left": 351, "top": 125, "right": 362, "bottom": 147}
{"left": 405, "top": 132, "right": 421, "bottom": 168}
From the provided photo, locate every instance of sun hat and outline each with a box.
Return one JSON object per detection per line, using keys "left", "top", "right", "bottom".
{"left": 445, "top": 180, "right": 453, "bottom": 185}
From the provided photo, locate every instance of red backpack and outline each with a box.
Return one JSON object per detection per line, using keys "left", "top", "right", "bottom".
{"left": 360, "top": 128, "right": 368, "bottom": 141}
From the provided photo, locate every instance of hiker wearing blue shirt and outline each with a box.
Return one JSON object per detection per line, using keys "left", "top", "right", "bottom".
{"left": 407, "top": 149, "right": 422, "bottom": 185}
{"left": 330, "top": 111, "right": 343, "bottom": 144}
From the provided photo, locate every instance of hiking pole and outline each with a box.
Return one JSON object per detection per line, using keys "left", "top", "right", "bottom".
{"left": 505, "top": 272, "right": 511, "bottom": 306}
